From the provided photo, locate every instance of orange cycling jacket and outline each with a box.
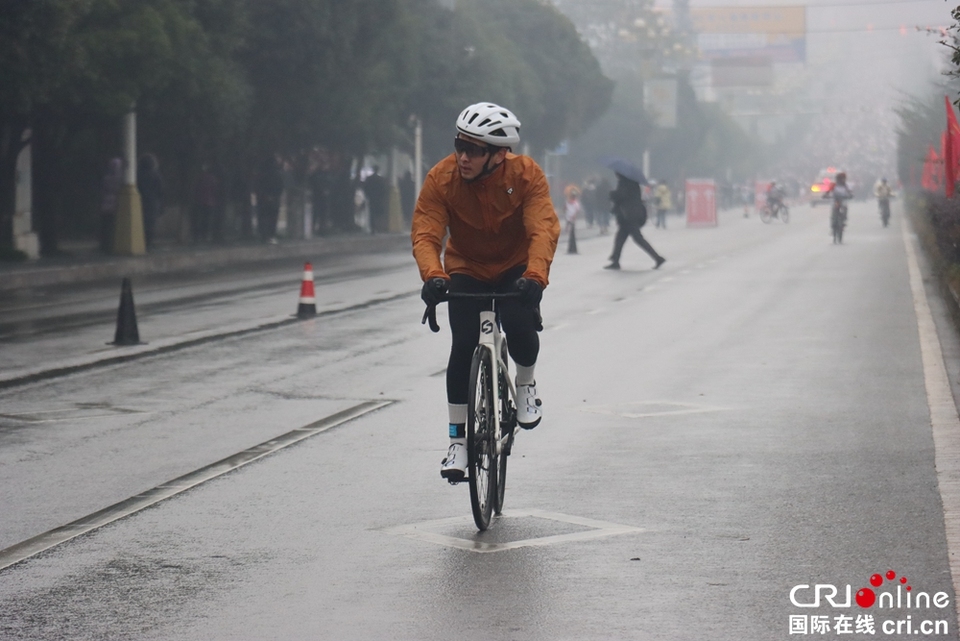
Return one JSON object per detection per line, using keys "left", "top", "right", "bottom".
{"left": 411, "top": 153, "right": 560, "bottom": 288}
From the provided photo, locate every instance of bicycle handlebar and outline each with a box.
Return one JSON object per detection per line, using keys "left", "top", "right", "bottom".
{"left": 421, "top": 292, "right": 522, "bottom": 333}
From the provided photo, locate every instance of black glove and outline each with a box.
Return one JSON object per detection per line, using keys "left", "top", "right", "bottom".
{"left": 514, "top": 278, "right": 543, "bottom": 308}
{"left": 421, "top": 277, "right": 449, "bottom": 306}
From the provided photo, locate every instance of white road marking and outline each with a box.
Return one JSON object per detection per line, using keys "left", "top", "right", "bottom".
{"left": 902, "top": 215, "right": 960, "bottom": 626}
{"left": 0, "top": 406, "right": 149, "bottom": 424}
{"left": 381, "top": 508, "right": 644, "bottom": 553}
{"left": 0, "top": 400, "right": 392, "bottom": 572}
{"left": 579, "top": 400, "right": 731, "bottom": 419}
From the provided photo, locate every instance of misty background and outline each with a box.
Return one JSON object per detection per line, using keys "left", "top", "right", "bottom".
{"left": 1, "top": 0, "right": 957, "bottom": 257}
{"left": 553, "top": 0, "right": 955, "bottom": 194}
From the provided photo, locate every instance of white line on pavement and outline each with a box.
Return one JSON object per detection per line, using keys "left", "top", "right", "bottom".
{"left": 902, "top": 215, "right": 960, "bottom": 627}
{"left": 0, "top": 400, "right": 393, "bottom": 572}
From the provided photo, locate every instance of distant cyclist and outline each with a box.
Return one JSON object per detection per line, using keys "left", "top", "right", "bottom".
{"left": 874, "top": 177, "right": 893, "bottom": 227}
{"left": 824, "top": 171, "right": 854, "bottom": 242}
{"left": 411, "top": 102, "right": 561, "bottom": 482}
{"left": 766, "top": 181, "right": 785, "bottom": 210}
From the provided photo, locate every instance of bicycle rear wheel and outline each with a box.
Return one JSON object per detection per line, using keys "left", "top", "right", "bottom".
{"left": 467, "top": 346, "right": 497, "bottom": 530}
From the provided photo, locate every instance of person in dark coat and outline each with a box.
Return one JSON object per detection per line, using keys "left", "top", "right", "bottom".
{"left": 399, "top": 170, "right": 415, "bottom": 227}
{"left": 137, "top": 153, "right": 163, "bottom": 249}
{"left": 193, "top": 164, "right": 220, "bottom": 243}
{"left": 257, "top": 154, "right": 284, "bottom": 242}
{"left": 605, "top": 172, "right": 665, "bottom": 270}
{"left": 99, "top": 157, "right": 123, "bottom": 254}
{"left": 363, "top": 166, "right": 389, "bottom": 234}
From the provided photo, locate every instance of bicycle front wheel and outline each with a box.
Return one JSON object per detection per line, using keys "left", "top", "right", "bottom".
{"left": 495, "top": 340, "right": 513, "bottom": 515}
{"left": 760, "top": 206, "right": 772, "bottom": 223}
{"left": 780, "top": 205, "right": 789, "bottom": 223}
{"left": 467, "top": 346, "right": 497, "bottom": 531}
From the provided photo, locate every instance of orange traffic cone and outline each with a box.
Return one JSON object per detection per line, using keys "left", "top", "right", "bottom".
{"left": 297, "top": 262, "right": 317, "bottom": 318}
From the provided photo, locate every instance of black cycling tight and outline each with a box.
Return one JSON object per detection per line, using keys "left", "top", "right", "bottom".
{"left": 446, "top": 265, "right": 540, "bottom": 405}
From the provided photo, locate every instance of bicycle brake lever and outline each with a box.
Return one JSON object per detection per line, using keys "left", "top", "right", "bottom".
{"left": 422, "top": 305, "right": 440, "bottom": 333}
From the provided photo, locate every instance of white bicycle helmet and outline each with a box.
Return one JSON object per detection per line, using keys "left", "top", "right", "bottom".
{"left": 456, "top": 102, "right": 521, "bottom": 148}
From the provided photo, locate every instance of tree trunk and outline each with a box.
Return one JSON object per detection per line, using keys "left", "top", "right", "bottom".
{"left": 0, "top": 120, "right": 29, "bottom": 250}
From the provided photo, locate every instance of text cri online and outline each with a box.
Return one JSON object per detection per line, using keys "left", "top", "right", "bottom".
{"left": 790, "top": 585, "right": 951, "bottom": 609}
{"left": 789, "top": 585, "right": 951, "bottom": 636}
{"left": 789, "top": 615, "right": 950, "bottom": 636}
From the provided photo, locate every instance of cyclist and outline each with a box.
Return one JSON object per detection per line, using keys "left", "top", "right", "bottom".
{"left": 824, "top": 171, "right": 854, "bottom": 237}
{"left": 411, "top": 102, "right": 561, "bottom": 482}
{"left": 765, "top": 181, "right": 785, "bottom": 215}
{"left": 874, "top": 177, "right": 893, "bottom": 226}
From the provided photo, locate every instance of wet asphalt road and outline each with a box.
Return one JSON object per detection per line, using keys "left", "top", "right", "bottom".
{"left": 1, "top": 202, "right": 959, "bottom": 640}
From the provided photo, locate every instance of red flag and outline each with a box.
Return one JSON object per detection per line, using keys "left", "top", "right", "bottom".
{"left": 946, "top": 96, "right": 960, "bottom": 196}
{"left": 923, "top": 144, "right": 942, "bottom": 191}
{"left": 947, "top": 95, "right": 960, "bottom": 137}
{"left": 944, "top": 130, "right": 954, "bottom": 197}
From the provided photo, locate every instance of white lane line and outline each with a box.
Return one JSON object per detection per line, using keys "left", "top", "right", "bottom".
{"left": 580, "top": 400, "right": 731, "bottom": 419}
{"left": 0, "top": 400, "right": 393, "bottom": 572}
{"left": 902, "top": 216, "right": 960, "bottom": 626}
{"left": 0, "top": 412, "right": 150, "bottom": 425}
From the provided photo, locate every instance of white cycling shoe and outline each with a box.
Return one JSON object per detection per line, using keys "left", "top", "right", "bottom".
{"left": 516, "top": 382, "right": 542, "bottom": 429}
{"left": 440, "top": 442, "right": 467, "bottom": 481}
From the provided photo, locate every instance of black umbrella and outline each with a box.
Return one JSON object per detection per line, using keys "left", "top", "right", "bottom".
{"left": 601, "top": 157, "right": 648, "bottom": 185}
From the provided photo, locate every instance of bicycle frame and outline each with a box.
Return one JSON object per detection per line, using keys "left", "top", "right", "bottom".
{"left": 422, "top": 292, "right": 521, "bottom": 454}
{"left": 476, "top": 308, "right": 518, "bottom": 456}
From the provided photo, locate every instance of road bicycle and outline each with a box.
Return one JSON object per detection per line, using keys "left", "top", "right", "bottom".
{"left": 423, "top": 292, "right": 521, "bottom": 531}
{"left": 760, "top": 200, "right": 789, "bottom": 224}
{"left": 878, "top": 198, "right": 891, "bottom": 227}
{"left": 831, "top": 202, "right": 847, "bottom": 244}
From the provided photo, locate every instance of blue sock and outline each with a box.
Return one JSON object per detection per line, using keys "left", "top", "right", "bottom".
{"left": 449, "top": 423, "right": 465, "bottom": 439}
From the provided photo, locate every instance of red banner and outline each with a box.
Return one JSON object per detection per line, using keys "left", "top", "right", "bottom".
{"left": 922, "top": 145, "right": 942, "bottom": 192}
{"left": 945, "top": 96, "right": 960, "bottom": 197}
{"left": 685, "top": 179, "right": 718, "bottom": 227}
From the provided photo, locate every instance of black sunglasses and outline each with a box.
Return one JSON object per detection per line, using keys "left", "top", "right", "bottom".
{"left": 454, "top": 138, "right": 494, "bottom": 159}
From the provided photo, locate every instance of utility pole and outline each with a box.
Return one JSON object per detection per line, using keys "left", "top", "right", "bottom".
{"left": 114, "top": 106, "right": 145, "bottom": 255}
{"left": 414, "top": 117, "right": 423, "bottom": 200}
